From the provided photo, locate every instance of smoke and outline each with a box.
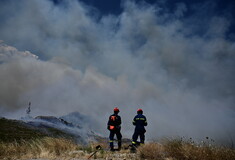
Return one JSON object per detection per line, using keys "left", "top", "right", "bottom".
{"left": 0, "top": 0, "right": 235, "bottom": 143}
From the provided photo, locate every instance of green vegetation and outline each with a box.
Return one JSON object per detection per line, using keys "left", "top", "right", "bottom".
{"left": 0, "top": 118, "right": 46, "bottom": 142}
{"left": 0, "top": 117, "right": 76, "bottom": 143}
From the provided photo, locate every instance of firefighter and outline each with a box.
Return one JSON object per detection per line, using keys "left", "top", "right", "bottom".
{"left": 107, "top": 107, "right": 122, "bottom": 151}
{"left": 132, "top": 109, "right": 147, "bottom": 146}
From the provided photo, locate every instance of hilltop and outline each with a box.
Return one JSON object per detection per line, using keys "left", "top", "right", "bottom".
{"left": 0, "top": 113, "right": 101, "bottom": 144}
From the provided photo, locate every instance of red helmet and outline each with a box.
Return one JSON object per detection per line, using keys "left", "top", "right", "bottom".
{"left": 137, "top": 109, "right": 143, "bottom": 112}
{"left": 114, "top": 107, "right": 119, "bottom": 112}
{"left": 137, "top": 109, "right": 143, "bottom": 114}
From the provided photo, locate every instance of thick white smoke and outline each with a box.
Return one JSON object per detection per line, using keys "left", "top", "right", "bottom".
{"left": 0, "top": 0, "right": 234, "bottom": 144}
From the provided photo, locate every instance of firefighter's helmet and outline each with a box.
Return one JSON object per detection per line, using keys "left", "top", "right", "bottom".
{"left": 114, "top": 107, "right": 119, "bottom": 112}
{"left": 137, "top": 108, "right": 143, "bottom": 114}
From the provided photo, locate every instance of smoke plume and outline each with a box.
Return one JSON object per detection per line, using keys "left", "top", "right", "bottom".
{"left": 0, "top": 0, "right": 234, "bottom": 143}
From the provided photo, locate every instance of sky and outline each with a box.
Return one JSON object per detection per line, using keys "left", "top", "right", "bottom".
{"left": 0, "top": 0, "right": 235, "bottom": 144}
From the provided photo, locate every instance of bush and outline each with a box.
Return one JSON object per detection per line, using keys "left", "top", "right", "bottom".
{"left": 137, "top": 138, "right": 235, "bottom": 160}
{"left": 137, "top": 143, "right": 165, "bottom": 160}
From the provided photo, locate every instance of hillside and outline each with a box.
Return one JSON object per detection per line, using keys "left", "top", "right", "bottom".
{"left": 0, "top": 114, "right": 100, "bottom": 144}
{"left": 0, "top": 117, "right": 47, "bottom": 142}
{"left": 1, "top": 117, "right": 235, "bottom": 160}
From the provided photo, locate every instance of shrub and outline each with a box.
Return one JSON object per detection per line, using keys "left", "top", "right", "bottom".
{"left": 137, "top": 143, "right": 165, "bottom": 160}
{"left": 137, "top": 138, "right": 235, "bottom": 160}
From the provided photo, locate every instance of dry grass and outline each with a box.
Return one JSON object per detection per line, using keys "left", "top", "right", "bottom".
{"left": 0, "top": 136, "right": 129, "bottom": 160}
{"left": 137, "top": 142, "right": 165, "bottom": 160}
{"left": 0, "top": 137, "right": 81, "bottom": 159}
{"left": 137, "top": 139, "right": 235, "bottom": 160}
{"left": 1, "top": 137, "right": 234, "bottom": 160}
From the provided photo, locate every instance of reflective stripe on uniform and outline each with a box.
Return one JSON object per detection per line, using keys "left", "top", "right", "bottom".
{"left": 109, "top": 140, "right": 113, "bottom": 142}
{"left": 132, "top": 141, "right": 136, "bottom": 144}
{"left": 135, "top": 118, "right": 145, "bottom": 120}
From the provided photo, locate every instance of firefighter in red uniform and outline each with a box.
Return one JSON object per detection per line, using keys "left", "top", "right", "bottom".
{"left": 132, "top": 109, "right": 147, "bottom": 146}
{"left": 107, "top": 107, "right": 122, "bottom": 151}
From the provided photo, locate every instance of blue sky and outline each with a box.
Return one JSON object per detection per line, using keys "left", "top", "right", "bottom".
{"left": 51, "top": 0, "right": 235, "bottom": 39}
{"left": 53, "top": 0, "right": 235, "bottom": 16}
